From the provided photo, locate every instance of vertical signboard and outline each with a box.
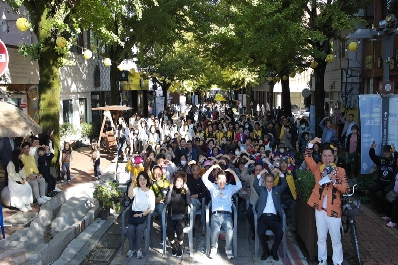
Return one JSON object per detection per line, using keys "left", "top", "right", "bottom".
{"left": 388, "top": 95, "right": 398, "bottom": 146}
{"left": 359, "top": 95, "right": 382, "bottom": 174}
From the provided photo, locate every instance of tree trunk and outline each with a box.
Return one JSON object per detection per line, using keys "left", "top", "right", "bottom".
{"left": 269, "top": 82, "right": 274, "bottom": 111}
{"left": 36, "top": 10, "right": 61, "bottom": 176}
{"left": 281, "top": 78, "right": 292, "bottom": 117}
{"left": 313, "top": 60, "right": 326, "bottom": 137}
{"left": 109, "top": 55, "right": 119, "bottom": 105}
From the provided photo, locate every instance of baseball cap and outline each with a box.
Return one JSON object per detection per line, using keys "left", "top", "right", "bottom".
{"left": 134, "top": 156, "right": 144, "bottom": 164}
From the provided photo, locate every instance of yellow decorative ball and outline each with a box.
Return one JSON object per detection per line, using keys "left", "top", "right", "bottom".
{"left": 275, "top": 77, "right": 281, "bottom": 82}
{"left": 16, "top": 17, "right": 30, "bottom": 32}
{"left": 103, "top": 58, "right": 112, "bottom": 66}
{"left": 348, "top": 42, "right": 358, "bottom": 52}
{"left": 289, "top": 72, "right": 296, "bottom": 78}
{"left": 56, "top": 36, "right": 67, "bottom": 48}
{"left": 326, "top": 54, "right": 334, "bottom": 63}
{"left": 282, "top": 75, "right": 288, "bottom": 81}
{"left": 267, "top": 77, "right": 273, "bottom": 82}
{"left": 83, "top": 50, "right": 92, "bottom": 59}
{"left": 311, "top": 61, "right": 318, "bottom": 69}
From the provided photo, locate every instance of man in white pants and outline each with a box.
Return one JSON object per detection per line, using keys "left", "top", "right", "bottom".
{"left": 304, "top": 137, "right": 348, "bottom": 265}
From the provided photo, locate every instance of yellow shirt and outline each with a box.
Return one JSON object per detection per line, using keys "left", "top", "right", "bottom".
{"left": 253, "top": 129, "right": 262, "bottom": 140}
{"left": 215, "top": 130, "right": 224, "bottom": 143}
{"left": 21, "top": 153, "right": 39, "bottom": 175}
{"left": 126, "top": 160, "right": 144, "bottom": 186}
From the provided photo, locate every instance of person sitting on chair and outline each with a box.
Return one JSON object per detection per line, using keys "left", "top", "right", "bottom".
{"left": 254, "top": 170, "right": 287, "bottom": 261}
{"left": 165, "top": 171, "right": 191, "bottom": 257}
{"left": 202, "top": 164, "right": 242, "bottom": 260}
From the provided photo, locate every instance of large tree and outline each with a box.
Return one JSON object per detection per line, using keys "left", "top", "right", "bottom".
{"left": 7, "top": 0, "right": 146, "bottom": 167}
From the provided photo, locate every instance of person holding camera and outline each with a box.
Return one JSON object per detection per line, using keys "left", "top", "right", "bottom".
{"left": 165, "top": 171, "right": 191, "bottom": 257}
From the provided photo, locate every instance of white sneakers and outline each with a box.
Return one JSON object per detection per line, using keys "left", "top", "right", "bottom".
{"left": 209, "top": 248, "right": 218, "bottom": 259}
{"left": 41, "top": 196, "right": 51, "bottom": 201}
{"left": 226, "top": 250, "right": 234, "bottom": 260}
{"left": 126, "top": 249, "right": 142, "bottom": 259}
{"left": 37, "top": 197, "right": 46, "bottom": 205}
{"left": 126, "top": 249, "right": 136, "bottom": 257}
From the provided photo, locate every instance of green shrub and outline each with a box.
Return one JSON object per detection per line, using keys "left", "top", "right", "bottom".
{"left": 60, "top": 123, "right": 76, "bottom": 138}
{"left": 81, "top": 122, "right": 95, "bottom": 138}
{"left": 295, "top": 169, "right": 315, "bottom": 203}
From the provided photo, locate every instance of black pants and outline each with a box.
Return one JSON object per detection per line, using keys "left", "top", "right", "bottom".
{"left": 257, "top": 214, "right": 283, "bottom": 255}
{"left": 385, "top": 197, "right": 398, "bottom": 223}
{"left": 368, "top": 179, "right": 390, "bottom": 209}
{"left": 42, "top": 173, "right": 56, "bottom": 193}
{"left": 166, "top": 218, "right": 186, "bottom": 242}
{"left": 246, "top": 203, "right": 254, "bottom": 235}
{"left": 281, "top": 196, "right": 296, "bottom": 227}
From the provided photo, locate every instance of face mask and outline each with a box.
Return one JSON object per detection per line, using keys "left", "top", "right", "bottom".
{"left": 279, "top": 148, "right": 285, "bottom": 153}
{"left": 275, "top": 162, "right": 280, "bottom": 168}
{"left": 181, "top": 161, "right": 187, "bottom": 166}
{"left": 235, "top": 151, "right": 240, "bottom": 156}
{"left": 245, "top": 125, "right": 249, "bottom": 128}
{"left": 352, "top": 130, "right": 357, "bottom": 134}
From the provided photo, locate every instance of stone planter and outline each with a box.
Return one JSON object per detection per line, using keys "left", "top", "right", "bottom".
{"left": 296, "top": 196, "right": 332, "bottom": 260}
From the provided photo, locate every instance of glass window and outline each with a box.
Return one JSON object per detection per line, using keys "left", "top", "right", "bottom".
{"left": 63, "top": 99, "right": 73, "bottom": 123}
{"left": 79, "top": 98, "right": 87, "bottom": 124}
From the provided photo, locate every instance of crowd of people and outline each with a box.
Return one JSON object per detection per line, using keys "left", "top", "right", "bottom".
{"left": 117, "top": 103, "right": 392, "bottom": 265}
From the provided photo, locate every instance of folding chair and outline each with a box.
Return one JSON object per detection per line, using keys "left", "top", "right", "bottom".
{"left": 0, "top": 205, "right": 5, "bottom": 239}
{"left": 253, "top": 203, "right": 287, "bottom": 258}
{"left": 205, "top": 201, "right": 238, "bottom": 257}
{"left": 121, "top": 206, "right": 153, "bottom": 256}
{"left": 194, "top": 197, "right": 206, "bottom": 233}
{"left": 162, "top": 203, "right": 195, "bottom": 256}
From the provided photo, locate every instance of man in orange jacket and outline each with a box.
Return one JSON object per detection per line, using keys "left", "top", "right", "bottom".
{"left": 305, "top": 137, "right": 348, "bottom": 265}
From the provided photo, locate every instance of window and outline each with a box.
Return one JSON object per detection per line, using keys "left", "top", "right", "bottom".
{"left": 63, "top": 99, "right": 73, "bottom": 123}
{"left": 340, "top": 40, "right": 346, "bottom": 59}
{"left": 79, "top": 98, "right": 87, "bottom": 123}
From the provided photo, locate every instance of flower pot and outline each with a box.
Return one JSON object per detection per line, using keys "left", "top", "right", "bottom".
{"left": 296, "top": 196, "right": 332, "bottom": 260}
{"left": 99, "top": 200, "right": 110, "bottom": 220}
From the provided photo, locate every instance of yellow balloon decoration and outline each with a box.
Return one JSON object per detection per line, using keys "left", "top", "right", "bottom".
{"left": 326, "top": 54, "right": 334, "bottom": 63}
{"left": 348, "top": 42, "right": 358, "bottom": 52}
{"left": 103, "top": 58, "right": 112, "bottom": 66}
{"left": 83, "top": 49, "right": 92, "bottom": 59}
{"left": 130, "top": 69, "right": 136, "bottom": 74}
{"left": 289, "top": 72, "right": 296, "bottom": 78}
{"left": 56, "top": 36, "right": 67, "bottom": 48}
{"left": 118, "top": 66, "right": 124, "bottom": 71}
{"left": 214, "top": 94, "right": 227, "bottom": 101}
{"left": 282, "top": 75, "right": 288, "bottom": 81}
{"left": 267, "top": 77, "right": 273, "bottom": 82}
{"left": 311, "top": 61, "right": 318, "bottom": 69}
{"left": 275, "top": 77, "right": 281, "bottom": 82}
{"left": 16, "top": 17, "right": 30, "bottom": 31}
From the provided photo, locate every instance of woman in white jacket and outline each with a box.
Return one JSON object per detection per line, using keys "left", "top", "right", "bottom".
{"left": 7, "top": 150, "right": 33, "bottom": 212}
{"left": 137, "top": 119, "right": 148, "bottom": 152}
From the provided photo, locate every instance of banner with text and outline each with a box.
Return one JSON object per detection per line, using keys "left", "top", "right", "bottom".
{"left": 359, "top": 95, "right": 382, "bottom": 174}
{"left": 388, "top": 95, "right": 398, "bottom": 148}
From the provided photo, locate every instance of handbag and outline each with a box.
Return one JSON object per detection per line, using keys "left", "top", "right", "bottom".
{"left": 128, "top": 210, "right": 147, "bottom": 225}
{"left": 386, "top": 191, "right": 398, "bottom": 203}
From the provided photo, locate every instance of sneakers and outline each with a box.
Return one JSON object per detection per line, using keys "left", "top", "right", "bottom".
{"left": 318, "top": 260, "right": 327, "bottom": 265}
{"left": 54, "top": 186, "right": 61, "bottom": 192}
{"left": 60, "top": 179, "right": 64, "bottom": 183}
{"left": 382, "top": 216, "right": 391, "bottom": 221}
{"left": 136, "top": 249, "right": 143, "bottom": 259}
{"left": 386, "top": 221, "right": 397, "bottom": 228}
{"left": 208, "top": 248, "right": 218, "bottom": 259}
{"left": 176, "top": 244, "right": 183, "bottom": 258}
{"left": 37, "top": 197, "right": 47, "bottom": 205}
{"left": 126, "top": 249, "right": 136, "bottom": 257}
{"left": 67, "top": 180, "right": 71, "bottom": 183}
{"left": 172, "top": 243, "right": 178, "bottom": 256}
{"left": 226, "top": 250, "right": 234, "bottom": 260}
{"left": 41, "top": 196, "right": 51, "bottom": 201}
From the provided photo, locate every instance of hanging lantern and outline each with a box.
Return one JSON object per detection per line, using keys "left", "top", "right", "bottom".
{"left": 282, "top": 75, "right": 288, "bottom": 81}
{"left": 326, "top": 54, "right": 334, "bottom": 63}
{"left": 16, "top": 17, "right": 30, "bottom": 32}
{"left": 103, "top": 58, "right": 112, "bottom": 66}
{"left": 310, "top": 61, "right": 318, "bottom": 69}
{"left": 289, "top": 72, "right": 296, "bottom": 78}
{"left": 56, "top": 36, "right": 67, "bottom": 48}
{"left": 83, "top": 49, "right": 92, "bottom": 59}
{"left": 348, "top": 42, "right": 358, "bottom": 52}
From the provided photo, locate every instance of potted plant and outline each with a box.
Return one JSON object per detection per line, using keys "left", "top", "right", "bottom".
{"left": 93, "top": 181, "right": 122, "bottom": 220}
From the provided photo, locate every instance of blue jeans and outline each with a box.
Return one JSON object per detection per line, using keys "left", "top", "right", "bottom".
{"left": 211, "top": 213, "right": 233, "bottom": 251}
{"left": 155, "top": 203, "right": 166, "bottom": 230}
{"left": 94, "top": 159, "right": 101, "bottom": 178}
{"left": 117, "top": 137, "right": 125, "bottom": 159}
{"left": 61, "top": 162, "right": 70, "bottom": 181}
